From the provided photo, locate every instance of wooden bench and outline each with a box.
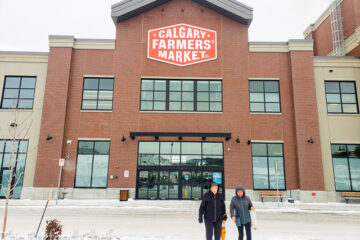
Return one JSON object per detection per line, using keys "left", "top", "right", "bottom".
{"left": 342, "top": 192, "right": 360, "bottom": 204}
{"left": 258, "top": 190, "right": 286, "bottom": 203}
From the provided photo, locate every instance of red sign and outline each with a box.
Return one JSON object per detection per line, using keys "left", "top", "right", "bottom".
{"left": 148, "top": 24, "right": 217, "bottom": 67}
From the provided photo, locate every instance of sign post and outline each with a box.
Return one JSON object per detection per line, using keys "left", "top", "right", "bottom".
{"left": 55, "top": 158, "right": 65, "bottom": 205}
{"left": 274, "top": 160, "right": 279, "bottom": 207}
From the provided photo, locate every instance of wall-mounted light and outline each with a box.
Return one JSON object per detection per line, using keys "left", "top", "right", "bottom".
{"left": 307, "top": 138, "right": 314, "bottom": 144}
{"left": 178, "top": 136, "right": 183, "bottom": 141}
{"left": 130, "top": 136, "right": 135, "bottom": 140}
{"left": 10, "top": 123, "right": 17, "bottom": 128}
{"left": 202, "top": 137, "right": 206, "bottom": 141}
{"left": 154, "top": 136, "right": 159, "bottom": 141}
{"left": 121, "top": 136, "right": 126, "bottom": 142}
{"left": 247, "top": 140, "right": 251, "bottom": 145}
{"left": 225, "top": 136, "right": 231, "bottom": 141}
{"left": 236, "top": 138, "right": 240, "bottom": 143}
{"left": 46, "top": 135, "right": 53, "bottom": 141}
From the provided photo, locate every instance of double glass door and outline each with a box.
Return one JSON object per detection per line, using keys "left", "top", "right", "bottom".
{"left": 137, "top": 168, "right": 224, "bottom": 200}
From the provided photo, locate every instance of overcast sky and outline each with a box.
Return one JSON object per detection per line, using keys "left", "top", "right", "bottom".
{"left": 0, "top": 0, "right": 331, "bottom": 52}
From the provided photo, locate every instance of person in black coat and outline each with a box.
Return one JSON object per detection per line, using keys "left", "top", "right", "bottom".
{"left": 199, "top": 182, "right": 227, "bottom": 240}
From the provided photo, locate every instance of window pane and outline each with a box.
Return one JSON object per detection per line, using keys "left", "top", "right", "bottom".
{"left": 149, "top": 171, "right": 158, "bottom": 184}
{"left": 141, "top": 101, "right": 153, "bottom": 110}
{"left": 138, "top": 154, "right": 159, "bottom": 165}
{"left": 210, "top": 102, "right": 222, "bottom": 111}
{"left": 326, "top": 94, "right": 341, "bottom": 103}
{"left": 197, "top": 81, "right": 209, "bottom": 91}
{"left": 159, "top": 185, "right": 169, "bottom": 199}
{"left": 250, "top": 93, "right": 264, "bottom": 102}
{"left": 325, "top": 82, "right": 340, "bottom": 93}
{"left": 253, "top": 157, "right": 269, "bottom": 189}
{"left": 98, "top": 91, "right": 113, "bottom": 100}
{"left": 170, "top": 81, "right": 181, "bottom": 91}
{"left": 82, "top": 100, "right": 97, "bottom": 110}
{"left": 99, "top": 79, "right": 114, "bottom": 90}
{"left": 139, "top": 171, "right": 148, "bottom": 184}
{"left": 139, "top": 142, "right": 159, "bottom": 154}
{"left": 182, "top": 142, "right": 201, "bottom": 154}
{"left": 340, "top": 82, "right": 355, "bottom": 93}
{"left": 182, "top": 92, "right": 194, "bottom": 101}
{"left": 94, "top": 142, "right": 110, "bottom": 154}
{"left": 197, "top": 92, "right": 209, "bottom": 101}
{"left": 159, "top": 171, "right": 169, "bottom": 184}
{"left": 250, "top": 103, "right": 265, "bottom": 112}
{"left": 202, "top": 156, "right": 223, "bottom": 167}
{"left": 21, "top": 77, "right": 36, "bottom": 88}
{"left": 92, "top": 155, "right": 109, "bottom": 187}
{"left": 327, "top": 104, "right": 341, "bottom": 113}
{"left": 0, "top": 140, "right": 4, "bottom": 151}
{"left": 182, "top": 102, "right": 194, "bottom": 111}
{"left": 0, "top": 170, "right": 10, "bottom": 197}
{"left": 170, "top": 92, "right": 181, "bottom": 101}
{"left": 341, "top": 94, "right": 356, "bottom": 104}
{"left": 83, "top": 90, "right": 98, "bottom": 100}
{"left": 138, "top": 186, "right": 148, "bottom": 199}
{"left": 342, "top": 104, "right": 358, "bottom": 113}
{"left": 265, "top": 93, "right": 279, "bottom": 103}
{"left": 265, "top": 103, "right": 280, "bottom": 112}
{"left": 348, "top": 145, "right": 360, "bottom": 158}
{"left": 269, "top": 157, "right": 285, "bottom": 189}
{"left": 349, "top": 158, "right": 360, "bottom": 191}
{"left": 264, "top": 81, "right": 279, "bottom": 92}
{"left": 333, "top": 158, "right": 351, "bottom": 191}
{"left": 3, "top": 89, "right": 19, "bottom": 98}
{"left": 249, "top": 81, "right": 263, "bottom": 93}
{"left": 169, "top": 102, "right": 181, "bottom": 111}
{"left": 331, "top": 145, "right": 347, "bottom": 158}
{"left": 268, "top": 144, "right": 283, "bottom": 157}
{"left": 160, "top": 155, "right": 180, "bottom": 166}
{"left": 154, "top": 92, "right": 166, "bottom": 101}
{"left": 5, "top": 140, "right": 18, "bottom": 152}
{"left": 79, "top": 141, "right": 94, "bottom": 154}
{"left": 160, "top": 142, "right": 180, "bottom": 154}
{"left": 170, "top": 171, "right": 179, "bottom": 184}
{"left": 75, "top": 155, "right": 93, "bottom": 187}
{"left": 5, "top": 77, "right": 20, "bottom": 88}
{"left": 141, "top": 91, "right": 153, "bottom": 101}
{"left": 1, "top": 99, "right": 17, "bottom": 108}
{"left": 19, "top": 141, "right": 28, "bottom": 153}
{"left": 210, "top": 92, "right": 222, "bottom": 101}
{"left": 3, "top": 154, "right": 12, "bottom": 168}
{"left": 252, "top": 144, "right": 267, "bottom": 156}
{"left": 18, "top": 100, "right": 33, "bottom": 108}
{"left": 154, "top": 101, "right": 166, "bottom": 110}
{"left": 182, "top": 81, "right": 194, "bottom": 91}
{"left": 181, "top": 155, "right": 202, "bottom": 166}
{"left": 203, "top": 143, "right": 223, "bottom": 155}
{"left": 169, "top": 185, "right": 178, "bottom": 199}
{"left": 142, "top": 80, "right": 153, "bottom": 91}
{"left": 84, "top": 78, "right": 99, "bottom": 90}
{"left": 154, "top": 80, "right": 166, "bottom": 91}
{"left": 97, "top": 101, "right": 112, "bottom": 110}
{"left": 148, "top": 185, "right": 158, "bottom": 199}
{"left": 197, "top": 102, "right": 209, "bottom": 111}
{"left": 210, "top": 81, "right": 222, "bottom": 91}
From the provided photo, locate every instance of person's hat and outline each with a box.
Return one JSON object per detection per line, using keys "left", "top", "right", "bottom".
{"left": 211, "top": 182, "right": 219, "bottom": 187}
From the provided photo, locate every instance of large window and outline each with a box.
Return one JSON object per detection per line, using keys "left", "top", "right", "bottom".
{"left": 81, "top": 78, "right": 114, "bottom": 110}
{"left": 1, "top": 76, "right": 36, "bottom": 109}
{"left": 138, "top": 142, "right": 224, "bottom": 167}
{"left": 249, "top": 80, "right": 281, "bottom": 113}
{"left": 75, "top": 141, "right": 110, "bottom": 188}
{"left": 251, "top": 143, "right": 285, "bottom": 190}
{"left": 0, "top": 140, "right": 28, "bottom": 199}
{"left": 325, "top": 81, "right": 359, "bottom": 114}
{"left": 331, "top": 144, "right": 360, "bottom": 191}
{"left": 140, "top": 79, "right": 222, "bottom": 112}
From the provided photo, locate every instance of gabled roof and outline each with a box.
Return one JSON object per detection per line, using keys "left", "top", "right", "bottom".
{"left": 111, "top": 0, "right": 253, "bottom": 25}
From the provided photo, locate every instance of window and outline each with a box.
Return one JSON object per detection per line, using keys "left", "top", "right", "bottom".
{"left": 249, "top": 80, "right": 281, "bottom": 113}
{"left": 1, "top": 76, "right": 36, "bottom": 109}
{"left": 82, "top": 78, "right": 114, "bottom": 110}
{"left": 325, "top": 81, "right": 359, "bottom": 114}
{"left": 140, "top": 79, "right": 222, "bottom": 112}
{"left": 75, "top": 141, "right": 110, "bottom": 188}
{"left": 251, "top": 143, "right": 285, "bottom": 190}
{"left": 138, "top": 142, "right": 224, "bottom": 167}
{"left": 0, "top": 140, "right": 28, "bottom": 199}
{"left": 331, "top": 144, "right": 360, "bottom": 191}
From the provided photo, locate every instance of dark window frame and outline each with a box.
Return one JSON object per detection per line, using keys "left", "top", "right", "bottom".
{"left": 74, "top": 140, "right": 110, "bottom": 189}
{"left": 249, "top": 80, "right": 281, "bottom": 113}
{"left": 140, "top": 79, "right": 223, "bottom": 112}
{"left": 325, "top": 81, "right": 359, "bottom": 114}
{"left": 81, "top": 77, "right": 114, "bottom": 111}
{"left": 0, "top": 76, "right": 37, "bottom": 109}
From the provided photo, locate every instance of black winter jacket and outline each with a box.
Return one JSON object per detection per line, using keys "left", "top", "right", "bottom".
{"left": 199, "top": 191, "right": 226, "bottom": 222}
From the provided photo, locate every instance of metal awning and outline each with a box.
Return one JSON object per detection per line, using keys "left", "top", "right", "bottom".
{"left": 129, "top": 132, "right": 231, "bottom": 140}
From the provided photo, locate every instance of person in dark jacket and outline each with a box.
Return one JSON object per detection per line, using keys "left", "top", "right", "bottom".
{"left": 199, "top": 182, "right": 227, "bottom": 240}
{"left": 230, "top": 184, "right": 255, "bottom": 240}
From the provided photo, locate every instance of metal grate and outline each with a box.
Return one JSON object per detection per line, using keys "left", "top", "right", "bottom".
{"left": 329, "top": 0, "right": 346, "bottom": 56}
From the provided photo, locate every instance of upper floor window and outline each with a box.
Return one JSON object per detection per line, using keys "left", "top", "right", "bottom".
{"left": 249, "top": 80, "right": 281, "bottom": 113}
{"left": 140, "top": 79, "right": 222, "bottom": 112}
{"left": 325, "top": 81, "right": 359, "bottom": 114}
{"left": 1, "top": 76, "right": 36, "bottom": 109}
{"left": 81, "top": 78, "right": 114, "bottom": 110}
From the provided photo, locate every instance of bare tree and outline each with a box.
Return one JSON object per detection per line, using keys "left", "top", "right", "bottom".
{"left": 1, "top": 102, "right": 34, "bottom": 239}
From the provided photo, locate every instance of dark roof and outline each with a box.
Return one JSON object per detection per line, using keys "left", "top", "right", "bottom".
{"left": 111, "top": 0, "right": 253, "bottom": 25}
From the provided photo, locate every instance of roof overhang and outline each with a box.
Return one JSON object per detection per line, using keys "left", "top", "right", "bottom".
{"left": 111, "top": 0, "right": 253, "bottom": 25}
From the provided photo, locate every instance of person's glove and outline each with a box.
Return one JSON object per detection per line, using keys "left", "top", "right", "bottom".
{"left": 223, "top": 214, "right": 227, "bottom": 221}
{"left": 198, "top": 217, "right": 203, "bottom": 223}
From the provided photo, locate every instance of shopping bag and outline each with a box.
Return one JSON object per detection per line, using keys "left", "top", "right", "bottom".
{"left": 221, "top": 220, "right": 226, "bottom": 240}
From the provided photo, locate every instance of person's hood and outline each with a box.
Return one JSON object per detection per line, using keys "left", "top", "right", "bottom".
{"left": 235, "top": 184, "right": 246, "bottom": 197}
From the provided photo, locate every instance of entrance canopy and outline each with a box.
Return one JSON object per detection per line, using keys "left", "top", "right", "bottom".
{"left": 130, "top": 132, "right": 232, "bottom": 140}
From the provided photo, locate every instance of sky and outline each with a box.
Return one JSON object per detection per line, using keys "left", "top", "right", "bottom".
{"left": 0, "top": 0, "right": 331, "bottom": 52}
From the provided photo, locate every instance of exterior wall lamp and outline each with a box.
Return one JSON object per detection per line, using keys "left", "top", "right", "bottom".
{"left": 46, "top": 135, "right": 53, "bottom": 141}
{"left": 307, "top": 138, "right": 314, "bottom": 144}
{"left": 247, "top": 140, "right": 251, "bottom": 145}
{"left": 236, "top": 137, "right": 240, "bottom": 143}
{"left": 121, "top": 136, "right": 126, "bottom": 142}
